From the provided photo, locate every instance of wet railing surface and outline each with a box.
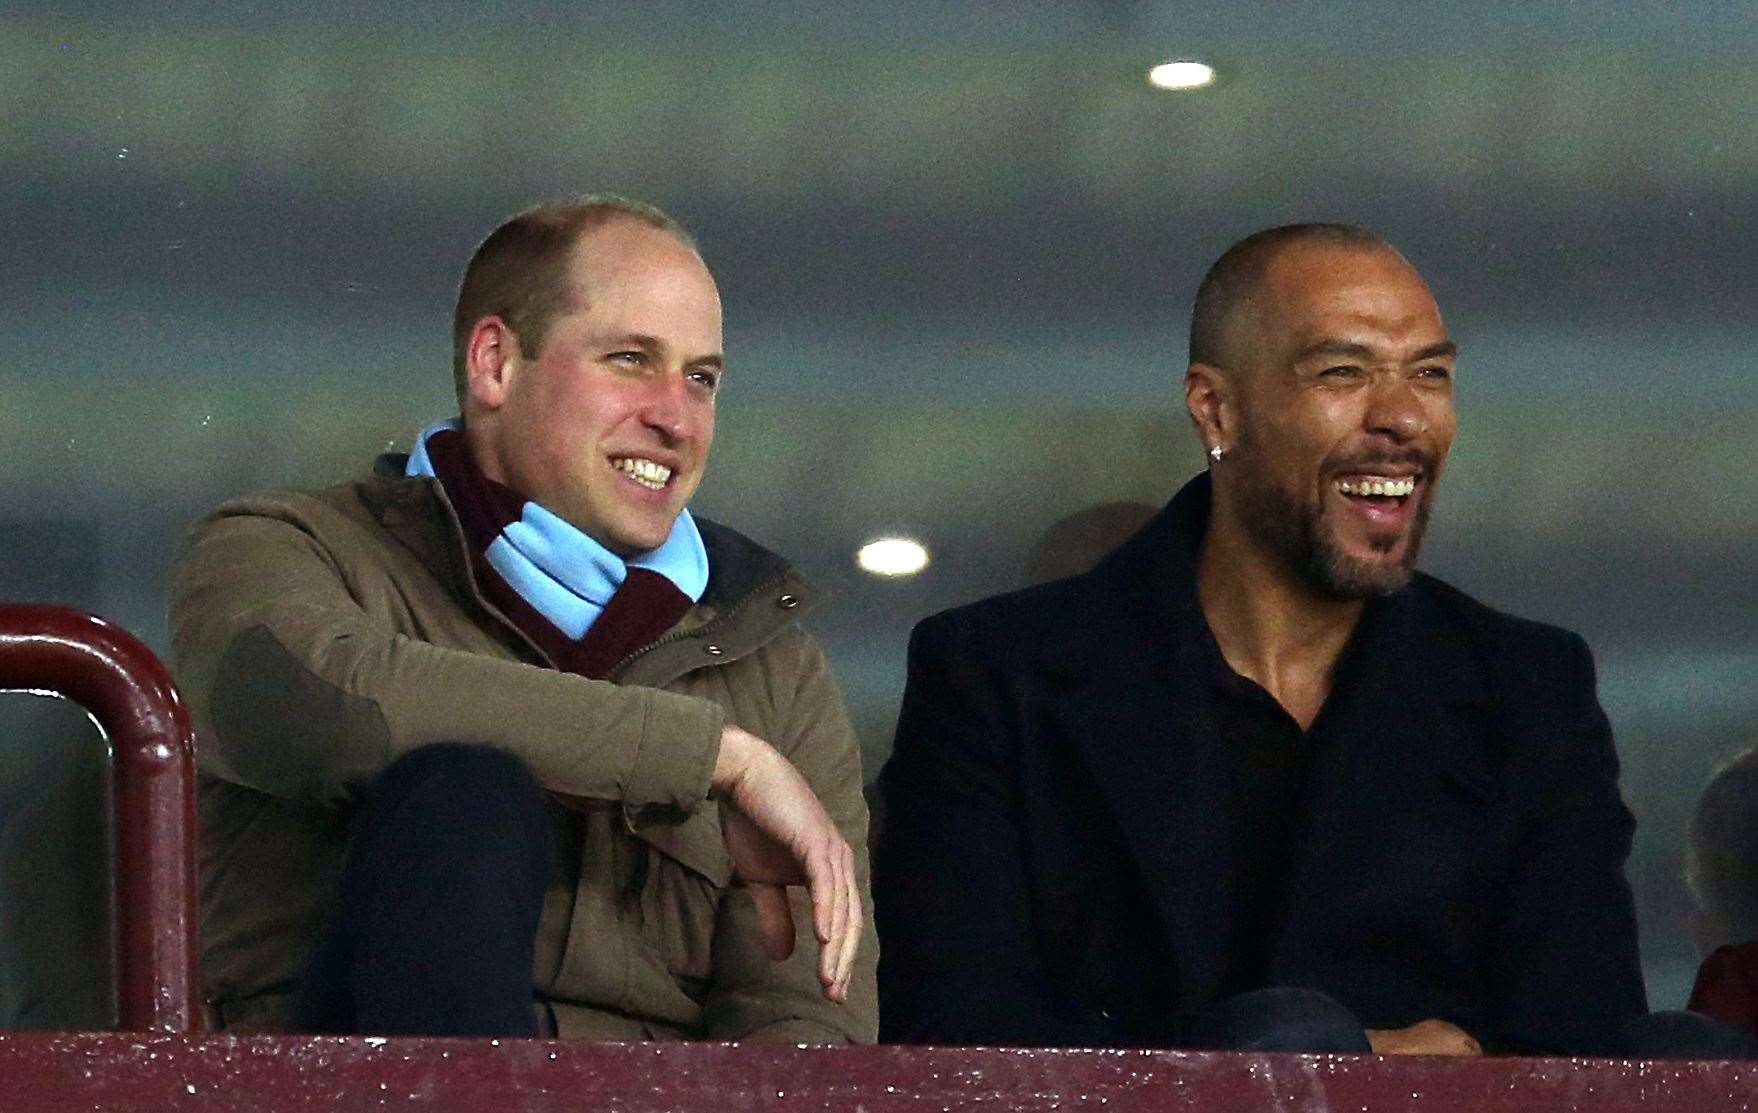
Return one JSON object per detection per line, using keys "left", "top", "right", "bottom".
{"left": 0, "top": 605, "right": 199, "bottom": 1033}
{"left": 0, "top": 1034, "right": 1755, "bottom": 1112}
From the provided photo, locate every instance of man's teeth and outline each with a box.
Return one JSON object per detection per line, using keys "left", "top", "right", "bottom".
{"left": 1337, "top": 476, "right": 1416, "bottom": 498}
{"left": 612, "top": 457, "right": 672, "bottom": 490}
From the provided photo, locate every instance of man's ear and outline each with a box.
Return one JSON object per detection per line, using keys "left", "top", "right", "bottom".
{"left": 464, "top": 317, "right": 521, "bottom": 411}
{"left": 1184, "top": 361, "right": 1236, "bottom": 454}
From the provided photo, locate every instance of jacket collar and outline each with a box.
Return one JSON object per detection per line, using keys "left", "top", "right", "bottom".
{"left": 1038, "top": 470, "right": 1491, "bottom": 1012}
{"left": 359, "top": 453, "right": 816, "bottom": 682}
{"left": 1037, "top": 470, "right": 1212, "bottom": 683}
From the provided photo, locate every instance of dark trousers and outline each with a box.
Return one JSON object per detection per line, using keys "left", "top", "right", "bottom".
{"left": 1182, "top": 987, "right": 1374, "bottom": 1053}
{"left": 1621, "top": 1010, "right": 1758, "bottom": 1060}
{"left": 293, "top": 743, "right": 556, "bottom": 1037}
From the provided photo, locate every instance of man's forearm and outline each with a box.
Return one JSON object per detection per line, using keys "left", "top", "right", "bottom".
{"left": 174, "top": 508, "right": 724, "bottom": 809}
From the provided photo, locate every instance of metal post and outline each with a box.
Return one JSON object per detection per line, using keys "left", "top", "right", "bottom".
{"left": 0, "top": 605, "right": 199, "bottom": 1032}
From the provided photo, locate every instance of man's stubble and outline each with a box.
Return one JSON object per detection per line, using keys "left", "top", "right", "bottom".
{"left": 1227, "top": 425, "right": 1436, "bottom": 601}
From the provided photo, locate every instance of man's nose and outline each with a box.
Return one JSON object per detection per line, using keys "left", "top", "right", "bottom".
{"left": 637, "top": 374, "right": 691, "bottom": 442}
{"left": 1364, "top": 378, "right": 1428, "bottom": 442}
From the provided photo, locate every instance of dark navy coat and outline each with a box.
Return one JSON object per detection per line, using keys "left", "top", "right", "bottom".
{"left": 874, "top": 474, "right": 1645, "bottom": 1054}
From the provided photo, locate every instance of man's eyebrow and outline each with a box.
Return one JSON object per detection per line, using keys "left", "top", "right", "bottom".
{"left": 1294, "top": 338, "right": 1459, "bottom": 363}
{"left": 612, "top": 333, "right": 724, "bottom": 368}
{"left": 1295, "top": 339, "right": 1376, "bottom": 363}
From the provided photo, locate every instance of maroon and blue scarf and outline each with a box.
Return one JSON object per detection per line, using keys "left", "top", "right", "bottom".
{"left": 407, "top": 419, "right": 709, "bottom": 679}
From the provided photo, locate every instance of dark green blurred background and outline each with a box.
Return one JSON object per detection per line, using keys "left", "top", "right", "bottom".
{"left": 2, "top": 1, "right": 1754, "bottom": 1028}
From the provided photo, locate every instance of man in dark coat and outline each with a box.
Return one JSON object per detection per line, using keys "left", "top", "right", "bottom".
{"left": 874, "top": 224, "right": 1650, "bottom": 1055}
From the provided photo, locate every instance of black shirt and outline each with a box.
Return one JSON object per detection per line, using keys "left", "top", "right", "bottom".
{"left": 1198, "top": 624, "right": 1336, "bottom": 998}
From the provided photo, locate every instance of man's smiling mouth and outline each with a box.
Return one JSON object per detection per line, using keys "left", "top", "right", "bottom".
{"left": 611, "top": 456, "right": 673, "bottom": 490}
{"left": 1336, "top": 475, "right": 1416, "bottom": 499}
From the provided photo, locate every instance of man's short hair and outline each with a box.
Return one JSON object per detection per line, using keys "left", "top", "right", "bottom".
{"left": 1188, "top": 223, "right": 1394, "bottom": 368}
{"left": 451, "top": 196, "right": 697, "bottom": 404}
{"left": 1688, "top": 745, "right": 1758, "bottom": 943}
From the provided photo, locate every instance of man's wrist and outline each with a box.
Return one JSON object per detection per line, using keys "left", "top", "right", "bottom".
{"left": 711, "top": 724, "right": 758, "bottom": 797}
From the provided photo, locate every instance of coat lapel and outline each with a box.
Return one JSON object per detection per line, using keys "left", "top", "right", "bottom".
{"left": 360, "top": 458, "right": 557, "bottom": 667}
{"left": 1039, "top": 475, "right": 1242, "bottom": 1012}
{"left": 1049, "top": 631, "right": 1238, "bottom": 1013}
{"left": 1273, "top": 581, "right": 1492, "bottom": 965}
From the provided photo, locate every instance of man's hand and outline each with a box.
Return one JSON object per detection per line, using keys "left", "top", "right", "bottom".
{"left": 1366, "top": 1018, "right": 1483, "bottom": 1056}
{"left": 712, "top": 725, "right": 860, "bottom": 1004}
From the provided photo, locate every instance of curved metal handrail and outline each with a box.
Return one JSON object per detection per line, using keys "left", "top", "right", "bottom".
{"left": 0, "top": 605, "right": 199, "bottom": 1033}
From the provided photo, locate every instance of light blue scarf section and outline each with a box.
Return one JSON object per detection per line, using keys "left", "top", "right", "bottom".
{"left": 406, "top": 418, "right": 709, "bottom": 639}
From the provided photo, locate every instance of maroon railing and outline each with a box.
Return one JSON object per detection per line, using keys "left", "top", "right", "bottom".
{"left": 0, "top": 604, "right": 199, "bottom": 1033}
{"left": 0, "top": 1033, "right": 1754, "bottom": 1112}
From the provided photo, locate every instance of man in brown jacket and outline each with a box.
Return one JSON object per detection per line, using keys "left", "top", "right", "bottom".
{"left": 171, "top": 197, "right": 875, "bottom": 1041}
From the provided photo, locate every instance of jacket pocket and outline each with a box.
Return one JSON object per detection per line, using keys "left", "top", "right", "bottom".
{"left": 631, "top": 802, "right": 733, "bottom": 888}
{"left": 632, "top": 804, "right": 731, "bottom": 982}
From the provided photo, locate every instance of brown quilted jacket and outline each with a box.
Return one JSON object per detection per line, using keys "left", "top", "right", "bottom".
{"left": 169, "top": 458, "right": 876, "bottom": 1042}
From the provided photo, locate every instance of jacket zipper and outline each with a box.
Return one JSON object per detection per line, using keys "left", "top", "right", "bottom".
{"left": 606, "top": 570, "right": 796, "bottom": 681}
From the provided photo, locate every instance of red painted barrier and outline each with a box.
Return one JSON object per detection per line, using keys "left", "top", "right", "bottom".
{"left": 0, "top": 1033, "right": 1754, "bottom": 1112}
{"left": 0, "top": 605, "right": 200, "bottom": 1033}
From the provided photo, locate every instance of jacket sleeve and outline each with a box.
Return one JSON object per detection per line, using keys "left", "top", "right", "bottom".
{"left": 700, "top": 631, "right": 879, "bottom": 1043}
{"left": 170, "top": 499, "right": 723, "bottom": 813}
{"left": 872, "top": 612, "right": 1117, "bottom": 1047}
{"left": 1482, "top": 632, "right": 1647, "bottom": 1055}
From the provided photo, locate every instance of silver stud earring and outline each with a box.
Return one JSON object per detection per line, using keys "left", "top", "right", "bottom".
{"left": 1209, "top": 444, "right": 1225, "bottom": 462}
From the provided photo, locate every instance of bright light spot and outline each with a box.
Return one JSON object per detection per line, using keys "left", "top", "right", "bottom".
{"left": 857, "top": 537, "right": 929, "bottom": 577}
{"left": 1147, "top": 60, "right": 1216, "bottom": 91}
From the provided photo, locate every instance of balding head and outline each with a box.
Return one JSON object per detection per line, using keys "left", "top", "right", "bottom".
{"left": 1182, "top": 223, "right": 1455, "bottom": 600}
{"left": 1689, "top": 746, "right": 1758, "bottom": 950}
{"left": 1189, "top": 223, "right": 1400, "bottom": 370}
{"left": 452, "top": 195, "right": 697, "bottom": 406}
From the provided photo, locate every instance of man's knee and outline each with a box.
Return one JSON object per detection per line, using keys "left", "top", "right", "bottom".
{"left": 350, "top": 743, "right": 554, "bottom": 888}
{"left": 371, "top": 742, "right": 540, "bottom": 805}
{"left": 363, "top": 743, "right": 545, "bottom": 828}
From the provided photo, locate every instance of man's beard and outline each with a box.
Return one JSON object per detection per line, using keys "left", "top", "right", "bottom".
{"left": 1230, "top": 454, "right": 1436, "bottom": 600}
